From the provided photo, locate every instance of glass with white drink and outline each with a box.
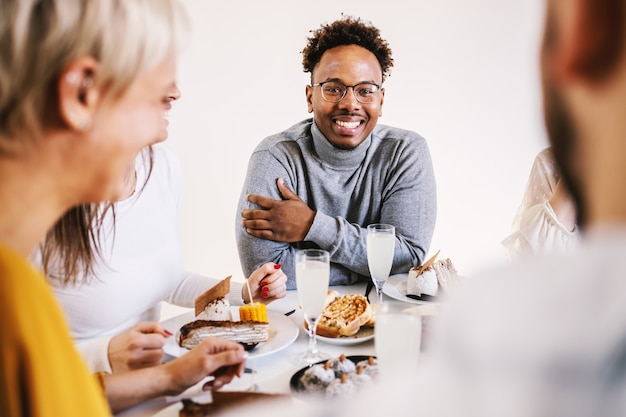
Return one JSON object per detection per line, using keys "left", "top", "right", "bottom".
{"left": 292, "top": 249, "right": 331, "bottom": 366}
{"left": 367, "top": 223, "right": 395, "bottom": 304}
{"left": 375, "top": 303, "right": 422, "bottom": 378}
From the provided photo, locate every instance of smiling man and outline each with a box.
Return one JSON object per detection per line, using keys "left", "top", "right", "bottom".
{"left": 236, "top": 16, "right": 437, "bottom": 290}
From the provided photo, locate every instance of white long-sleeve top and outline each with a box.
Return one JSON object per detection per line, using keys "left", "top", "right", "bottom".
{"left": 45, "top": 146, "right": 243, "bottom": 373}
{"left": 502, "top": 148, "right": 578, "bottom": 259}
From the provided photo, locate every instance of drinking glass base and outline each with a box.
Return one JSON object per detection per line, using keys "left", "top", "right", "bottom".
{"left": 290, "top": 350, "right": 332, "bottom": 367}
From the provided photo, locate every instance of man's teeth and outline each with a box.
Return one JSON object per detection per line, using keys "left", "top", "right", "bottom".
{"left": 162, "top": 110, "right": 169, "bottom": 119}
{"left": 336, "top": 120, "right": 360, "bottom": 129}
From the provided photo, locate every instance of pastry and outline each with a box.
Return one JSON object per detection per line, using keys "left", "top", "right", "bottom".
{"left": 311, "top": 292, "right": 373, "bottom": 338}
{"left": 347, "top": 365, "right": 372, "bottom": 386}
{"left": 178, "top": 320, "right": 269, "bottom": 350}
{"left": 328, "top": 354, "right": 356, "bottom": 377}
{"left": 197, "top": 297, "right": 232, "bottom": 321}
{"left": 407, "top": 253, "right": 459, "bottom": 297}
{"left": 194, "top": 276, "right": 231, "bottom": 317}
{"left": 300, "top": 361, "right": 335, "bottom": 393}
{"left": 325, "top": 373, "right": 356, "bottom": 399}
{"left": 356, "top": 356, "right": 378, "bottom": 376}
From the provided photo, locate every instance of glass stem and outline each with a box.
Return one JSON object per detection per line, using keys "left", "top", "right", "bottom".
{"left": 306, "top": 318, "right": 319, "bottom": 356}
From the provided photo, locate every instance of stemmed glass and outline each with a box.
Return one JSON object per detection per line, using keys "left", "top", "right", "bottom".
{"left": 292, "top": 249, "right": 331, "bottom": 366}
{"left": 366, "top": 223, "right": 395, "bottom": 304}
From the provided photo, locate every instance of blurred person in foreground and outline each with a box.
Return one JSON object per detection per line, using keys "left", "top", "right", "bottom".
{"left": 0, "top": 1, "right": 247, "bottom": 415}
{"left": 502, "top": 146, "right": 579, "bottom": 259}
{"left": 349, "top": 0, "right": 626, "bottom": 414}
{"left": 38, "top": 82, "right": 287, "bottom": 375}
{"left": 226, "top": 0, "right": 626, "bottom": 415}
{"left": 236, "top": 16, "right": 437, "bottom": 289}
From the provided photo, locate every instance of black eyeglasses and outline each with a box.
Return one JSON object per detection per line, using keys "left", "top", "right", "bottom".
{"left": 311, "top": 81, "right": 382, "bottom": 104}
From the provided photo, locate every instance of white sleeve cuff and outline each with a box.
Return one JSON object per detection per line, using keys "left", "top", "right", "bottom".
{"left": 74, "top": 336, "right": 113, "bottom": 373}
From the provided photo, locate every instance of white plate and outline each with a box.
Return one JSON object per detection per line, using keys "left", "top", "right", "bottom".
{"left": 162, "top": 310, "right": 299, "bottom": 359}
{"left": 316, "top": 326, "right": 374, "bottom": 346}
{"left": 151, "top": 401, "right": 182, "bottom": 417}
{"left": 382, "top": 274, "right": 438, "bottom": 305}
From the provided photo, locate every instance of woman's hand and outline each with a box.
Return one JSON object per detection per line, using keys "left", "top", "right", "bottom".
{"left": 243, "top": 262, "right": 288, "bottom": 304}
{"left": 105, "top": 337, "right": 248, "bottom": 412}
{"left": 163, "top": 337, "right": 248, "bottom": 394}
{"left": 108, "top": 322, "right": 171, "bottom": 372}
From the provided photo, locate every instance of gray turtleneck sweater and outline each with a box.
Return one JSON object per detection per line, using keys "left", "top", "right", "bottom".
{"left": 236, "top": 119, "right": 437, "bottom": 289}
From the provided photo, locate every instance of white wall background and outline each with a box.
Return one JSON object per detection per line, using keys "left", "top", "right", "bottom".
{"left": 164, "top": 0, "right": 549, "bottom": 284}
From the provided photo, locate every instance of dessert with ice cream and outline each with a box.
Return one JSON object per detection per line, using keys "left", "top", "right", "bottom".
{"left": 295, "top": 354, "right": 378, "bottom": 399}
{"left": 325, "top": 373, "right": 356, "bottom": 399}
{"left": 406, "top": 251, "right": 460, "bottom": 299}
{"left": 197, "top": 297, "right": 232, "bottom": 321}
{"left": 356, "top": 356, "right": 378, "bottom": 377}
{"left": 329, "top": 354, "right": 356, "bottom": 377}
{"left": 347, "top": 365, "right": 372, "bottom": 387}
{"left": 300, "top": 361, "right": 335, "bottom": 392}
{"left": 178, "top": 276, "right": 270, "bottom": 350}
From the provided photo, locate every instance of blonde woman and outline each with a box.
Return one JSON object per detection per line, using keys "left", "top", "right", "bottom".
{"left": 0, "top": 1, "right": 247, "bottom": 415}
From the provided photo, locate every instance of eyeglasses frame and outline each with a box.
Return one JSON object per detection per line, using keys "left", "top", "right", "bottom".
{"left": 310, "top": 80, "right": 383, "bottom": 104}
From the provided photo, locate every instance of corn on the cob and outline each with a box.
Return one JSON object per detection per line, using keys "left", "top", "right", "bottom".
{"left": 239, "top": 302, "right": 268, "bottom": 323}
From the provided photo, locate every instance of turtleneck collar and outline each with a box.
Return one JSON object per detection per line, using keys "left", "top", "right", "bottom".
{"left": 311, "top": 121, "right": 372, "bottom": 169}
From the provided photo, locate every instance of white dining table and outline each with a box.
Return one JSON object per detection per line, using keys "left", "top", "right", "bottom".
{"left": 114, "top": 282, "right": 378, "bottom": 417}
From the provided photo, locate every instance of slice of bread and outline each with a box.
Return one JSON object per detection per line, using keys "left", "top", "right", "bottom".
{"left": 312, "top": 292, "right": 373, "bottom": 338}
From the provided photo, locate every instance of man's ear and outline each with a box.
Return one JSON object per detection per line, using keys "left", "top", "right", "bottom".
{"left": 58, "top": 56, "right": 99, "bottom": 131}
{"left": 305, "top": 85, "right": 314, "bottom": 113}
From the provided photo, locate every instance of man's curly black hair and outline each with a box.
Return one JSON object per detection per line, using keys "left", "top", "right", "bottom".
{"left": 301, "top": 15, "right": 394, "bottom": 83}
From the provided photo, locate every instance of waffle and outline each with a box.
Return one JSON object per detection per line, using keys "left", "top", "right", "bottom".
{"left": 313, "top": 292, "right": 373, "bottom": 338}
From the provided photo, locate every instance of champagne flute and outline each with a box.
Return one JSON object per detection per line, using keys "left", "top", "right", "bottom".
{"left": 367, "top": 223, "right": 395, "bottom": 304}
{"left": 292, "top": 249, "right": 331, "bottom": 366}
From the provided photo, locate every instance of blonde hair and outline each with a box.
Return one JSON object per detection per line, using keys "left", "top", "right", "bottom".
{"left": 0, "top": 0, "right": 189, "bottom": 153}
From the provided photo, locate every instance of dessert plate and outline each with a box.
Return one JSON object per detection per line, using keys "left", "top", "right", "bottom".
{"left": 162, "top": 310, "right": 299, "bottom": 359}
{"left": 289, "top": 355, "right": 375, "bottom": 398}
{"left": 382, "top": 274, "right": 437, "bottom": 305}
{"left": 150, "top": 401, "right": 184, "bottom": 417}
{"left": 316, "top": 326, "right": 374, "bottom": 346}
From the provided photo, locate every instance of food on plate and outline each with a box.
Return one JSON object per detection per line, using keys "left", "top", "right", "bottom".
{"left": 180, "top": 277, "right": 270, "bottom": 351}
{"left": 178, "top": 320, "right": 269, "bottom": 350}
{"left": 356, "top": 356, "right": 378, "bottom": 377}
{"left": 300, "top": 361, "right": 335, "bottom": 392}
{"left": 295, "top": 355, "right": 378, "bottom": 399}
{"left": 179, "top": 391, "right": 290, "bottom": 417}
{"left": 325, "top": 373, "right": 356, "bottom": 399}
{"left": 347, "top": 365, "right": 372, "bottom": 386}
{"left": 239, "top": 302, "right": 268, "bottom": 323}
{"left": 194, "top": 276, "right": 232, "bottom": 317}
{"left": 308, "top": 291, "right": 373, "bottom": 338}
{"left": 198, "top": 297, "right": 232, "bottom": 321}
{"left": 407, "top": 251, "right": 459, "bottom": 297}
{"left": 328, "top": 353, "right": 356, "bottom": 377}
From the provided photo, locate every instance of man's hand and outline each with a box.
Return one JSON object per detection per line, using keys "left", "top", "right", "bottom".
{"left": 108, "top": 322, "right": 171, "bottom": 372}
{"left": 241, "top": 178, "right": 315, "bottom": 242}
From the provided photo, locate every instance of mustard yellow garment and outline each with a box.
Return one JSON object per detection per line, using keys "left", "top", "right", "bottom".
{"left": 0, "top": 244, "right": 111, "bottom": 417}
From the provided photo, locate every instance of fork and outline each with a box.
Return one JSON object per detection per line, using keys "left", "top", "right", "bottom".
{"left": 247, "top": 358, "right": 259, "bottom": 392}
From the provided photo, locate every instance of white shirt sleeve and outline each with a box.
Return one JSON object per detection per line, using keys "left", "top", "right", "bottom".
{"left": 165, "top": 271, "right": 245, "bottom": 307}
{"left": 74, "top": 336, "right": 113, "bottom": 373}
{"left": 502, "top": 148, "right": 574, "bottom": 259}
{"left": 515, "top": 201, "right": 579, "bottom": 256}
